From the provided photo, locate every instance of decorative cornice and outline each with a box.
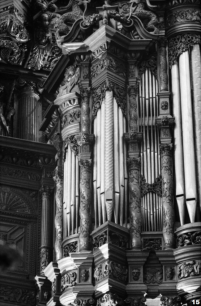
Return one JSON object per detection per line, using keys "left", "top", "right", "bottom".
{"left": 168, "top": 33, "right": 201, "bottom": 67}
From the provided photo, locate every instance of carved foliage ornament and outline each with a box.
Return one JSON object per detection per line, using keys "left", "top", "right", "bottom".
{"left": 168, "top": 34, "right": 201, "bottom": 67}
{"left": 165, "top": 266, "right": 175, "bottom": 280}
{"left": 142, "top": 238, "right": 162, "bottom": 251}
{"left": 0, "top": 285, "right": 35, "bottom": 306}
{"left": 91, "top": 55, "right": 126, "bottom": 79}
{"left": 177, "top": 231, "right": 201, "bottom": 247}
{"left": 144, "top": 267, "right": 163, "bottom": 284}
{"left": 63, "top": 241, "right": 78, "bottom": 257}
{"left": 160, "top": 296, "right": 182, "bottom": 306}
{"left": 141, "top": 175, "right": 162, "bottom": 197}
{"left": 61, "top": 271, "right": 77, "bottom": 293}
{"left": 94, "top": 260, "right": 128, "bottom": 284}
{"left": 97, "top": 293, "right": 123, "bottom": 306}
{"left": 178, "top": 260, "right": 201, "bottom": 279}
{"left": 167, "top": 9, "right": 201, "bottom": 27}
{"left": 168, "top": 0, "right": 200, "bottom": 7}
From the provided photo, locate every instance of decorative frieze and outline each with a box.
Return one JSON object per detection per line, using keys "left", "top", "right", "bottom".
{"left": 91, "top": 55, "right": 126, "bottom": 79}
{"left": 168, "top": 33, "right": 201, "bottom": 67}
{"left": 177, "top": 231, "right": 201, "bottom": 247}
{"left": 167, "top": 9, "right": 201, "bottom": 27}
{"left": 0, "top": 165, "right": 41, "bottom": 182}
{"left": 142, "top": 238, "right": 162, "bottom": 251}
{"left": 0, "top": 285, "right": 35, "bottom": 306}
{"left": 93, "top": 231, "right": 107, "bottom": 249}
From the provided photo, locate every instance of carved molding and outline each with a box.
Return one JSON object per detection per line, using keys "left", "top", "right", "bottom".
{"left": 168, "top": 33, "right": 201, "bottom": 67}
{"left": 142, "top": 238, "right": 162, "bottom": 251}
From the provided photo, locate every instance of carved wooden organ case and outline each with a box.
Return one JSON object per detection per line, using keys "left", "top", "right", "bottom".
{"left": 38, "top": 1, "right": 201, "bottom": 305}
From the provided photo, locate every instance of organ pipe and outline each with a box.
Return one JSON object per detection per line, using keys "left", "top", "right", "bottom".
{"left": 171, "top": 63, "right": 185, "bottom": 225}
{"left": 179, "top": 51, "right": 197, "bottom": 223}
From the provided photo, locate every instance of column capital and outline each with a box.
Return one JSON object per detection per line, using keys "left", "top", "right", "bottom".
{"left": 156, "top": 116, "right": 175, "bottom": 128}
{"left": 124, "top": 132, "right": 143, "bottom": 143}
{"left": 79, "top": 159, "right": 92, "bottom": 169}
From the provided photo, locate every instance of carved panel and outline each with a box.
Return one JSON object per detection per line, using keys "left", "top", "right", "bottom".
{"left": 0, "top": 285, "right": 35, "bottom": 306}
{"left": 167, "top": 9, "right": 201, "bottom": 27}
{"left": 165, "top": 266, "right": 175, "bottom": 281}
{"left": 94, "top": 260, "right": 128, "bottom": 284}
{"left": 178, "top": 260, "right": 201, "bottom": 279}
{"left": 61, "top": 270, "right": 77, "bottom": 293}
{"left": 144, "top": 267, "right": 163, "bottom": 284}
{"left": 63, "top": 241, "right": 78, "bottom": 257}
{"left": 142, "top": 238, "right": 162, "bottom": 251}
{"left": 177, "top": 231, "right": 201, "bottom": 247}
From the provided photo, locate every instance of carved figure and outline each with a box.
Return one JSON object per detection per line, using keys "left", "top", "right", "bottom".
{"left": 166, "top": 266, "right": 174, "bottom": 280}
{"left": 94, "top": 264, "right": 103, "bottom": 281}
{"left": 178, "top": 260, "right": 201, "bottom": 279}
{"left": 80, "top": 269, "right": 89, "bottom": 282}
{"left": 129, "top": 0, "right": 159, "bottom": 34}
{"left": 132, "top": 268, "right": 141, "bottom": 281}
{"left": 58, "top": 65, "right": 80, "bottom": 96}
{"left": 40, "top": 248, "right": 49, "bottom": 273}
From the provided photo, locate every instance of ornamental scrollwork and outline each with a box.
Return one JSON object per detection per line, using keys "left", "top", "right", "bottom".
{"left": 61, "top": 271, "right": 77, "bottom": 293}
{"left": 91, "top": 55, "right": 126, "bottom": 79}
{"left": 0, "top": 285, "right": 35, "bottom": 306}
{"left": 142, "top": 238, "right": 162, "bottom": 251}
{"left": 63, "top": 241, "right": 78, "bottom": 257}
{"left": 177, "top": 231, "right": 201, "bottom": 247}
{"left": 167, "top": 9, "right": 201, "bottom": 27}
{"left": 160, "top": 296, "right": 182, "bottom": 306}
{"left": 168, "top": 33, "right": 201, "bottom": 67}
{"left": 140, "top": 175, "right": 162, "bottom": 197}
{"left": 93, "top": 231, "right": 107, "bottom": 249}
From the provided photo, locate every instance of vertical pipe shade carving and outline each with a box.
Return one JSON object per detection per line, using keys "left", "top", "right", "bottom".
{"left": 63, "top": 146, "right": 80, "bottom": 239}
{"left": 93, "top": 98, "right": 127, "bottom": 228}
{"left": 138, "top": 69, "right": 162, "bottom": 231}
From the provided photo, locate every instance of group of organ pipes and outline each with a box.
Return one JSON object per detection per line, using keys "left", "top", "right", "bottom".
{"left": 52, "top": 41, "right": 201, "bottom": 256}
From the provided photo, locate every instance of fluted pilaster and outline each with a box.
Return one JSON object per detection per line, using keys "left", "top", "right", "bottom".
{"left": 53, "top": 168, "right": 63, "bottom": 261}
{"left": 18, "top": 84, "right": 42, "bottom": 141}
{"left": 40, "top": 186, "right": 52, "bottom": 275}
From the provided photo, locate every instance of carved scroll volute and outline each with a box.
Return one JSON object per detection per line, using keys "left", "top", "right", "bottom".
{"left": 79, "top": 159, "right": 92, "bottom": 251}
{"left": 53, "top": 167, "right": 63, "bottom": 261}
{"left": 127, "top": 157, "right": 142, "bottom": 249}
{"left": 160, "top": 144, "right": 175, "bottom": 249}
{"left": 158, "top": 39, "right": 168, "bottom": 92}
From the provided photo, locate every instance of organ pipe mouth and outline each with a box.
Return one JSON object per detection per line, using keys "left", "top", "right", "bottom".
{"left": 176, "top": 194, "right": 184, "bottom": 198}
{"left": 186, "top": 198, "right": 196, "bottom": 201}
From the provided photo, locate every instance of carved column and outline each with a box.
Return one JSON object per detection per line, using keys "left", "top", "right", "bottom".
{"left": 160, "top": 144, "right": 175, "bottom": 249}
{"left": 79, "top": 159, "right": 92, "bottom": 251}
{"left": 127, "top": 157, "right": 141, "bottom": 249}
{"left": 40, "top": 186, "right": 52, "bottom": 275}
{"left": 78, "top": 87, "right": 94, "bottom": 251}
{"left": 18, "top": 83, "right": 42, "bottom": 141}
{"left": 158, "top": 39, "right": 168, "bottom": 92}
{"left": 53, "top": 167, "right": 63, "bottom": 261}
